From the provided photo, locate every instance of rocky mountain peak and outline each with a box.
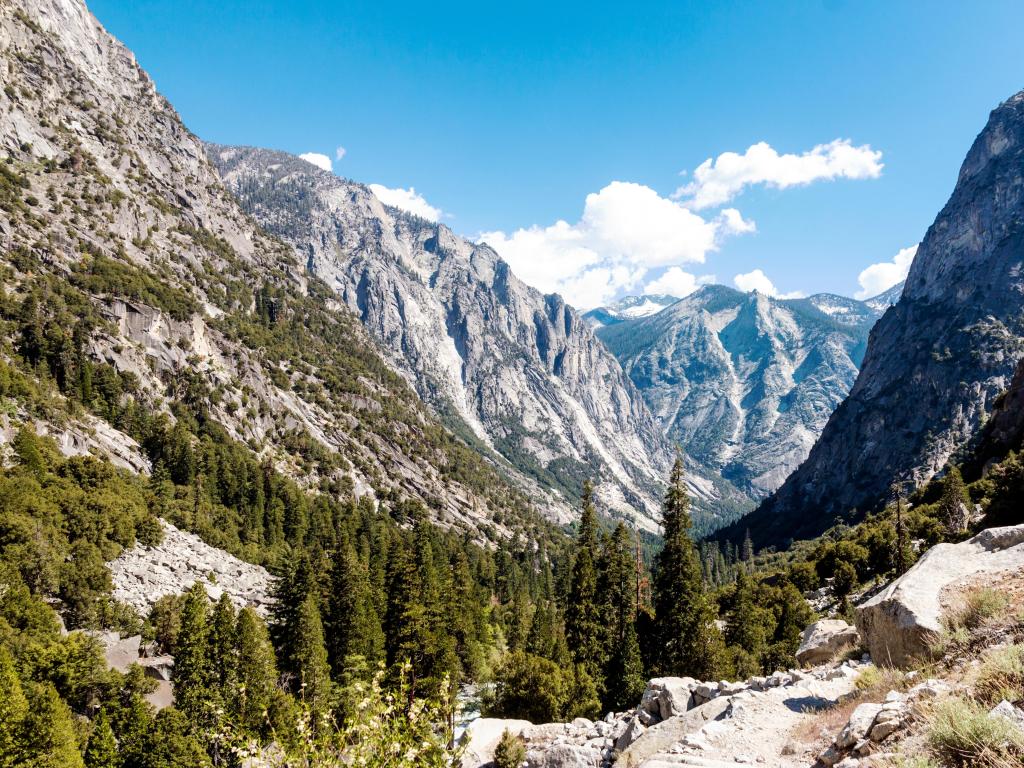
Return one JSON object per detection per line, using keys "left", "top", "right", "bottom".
{"left": 729, "top": 88, "right": 1024, "bottom": 547}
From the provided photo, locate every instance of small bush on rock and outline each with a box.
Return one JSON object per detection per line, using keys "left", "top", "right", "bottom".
{"left": 974, "top": 644, "right": 1024, "bottom": 707}
{"left": 494, "top": 729, "right": 526, "bottom": 768}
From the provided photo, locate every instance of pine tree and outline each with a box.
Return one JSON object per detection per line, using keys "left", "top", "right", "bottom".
{"left": 938, "top": 465, "right": 970, "bottom": 536}
{"left": 294, "top": 592, "right": 332, "bottom": 715}
{"left": 600, "top": 522, "right": 644, "bottom": 709}
{"left": 724, "top": 570, "right": 771, "bottom": 676}
{"left": 326, "top": 543, "right": 384, "bottom": 675}
{"left": 652, "top": 456, "right": 725, "bottom": 680}
{"left": 173, "top": 583, "right": 213, "bottom": 719}
{"left": 234, "top": 607, "right": 278, "bottom": 731}
{"left": 209, "top": 593, "right": 238, "bottom": 691}
{"left": 22, "top": 683, "right": 85, "bottom": 768}
{"left": 565, "top": 481, "right": 604, "bottom": 679}
{"left": 603, "top": 615, "right": 645, "bottom": 711}
{"left": 741, "top": 530, "right": 754, "bottom": 565}
{"left": 0, "top": 648, "right": 27, "bottom": 768}
{"left": 84, "top": 709, "right": 119, "bottom": 768}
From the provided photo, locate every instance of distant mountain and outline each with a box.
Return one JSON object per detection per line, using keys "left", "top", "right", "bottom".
{"left": 595, "top": 286, "right": 880, "bottom": 502}
{"left": 863, "top": 281, "right": 905, "bottom": 313}
{"left": 209, "top": 147, "right": 750, "bottom": 530}
{"left": 729, "top": 91, "right": 1024, "bottom": 548}
{"left": 584, "top": 294, "right": 679, "bottom": 328}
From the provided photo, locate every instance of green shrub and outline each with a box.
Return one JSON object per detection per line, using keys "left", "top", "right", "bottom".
{"left": 926, "top": 697, "right": 1024, "bottom": 766}
{"left": 493, "top": 729, "right": 526, "bottom": 768}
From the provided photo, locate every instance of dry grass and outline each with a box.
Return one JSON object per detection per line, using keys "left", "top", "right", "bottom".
{"left": 925, "top": 696, "right": 1024, "bottom": 767}
{"left": 973, "top": 644, "right": 1024, "bottom": 707}
{"left": 943, "top": 587, "right": 1012, "bottom": 633}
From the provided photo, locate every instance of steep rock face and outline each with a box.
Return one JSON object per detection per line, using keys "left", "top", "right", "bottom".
{"left": 209, "top": 147, "right": 738, "bottom": 529}
{"left": 597, "top": 286, "right": 876, "bottom": 500}
{"left": 0, "top": 0, "right": 558, "bottom": 539}
{"left": 735, "top": 91, "right": 1024, "bottom": 546}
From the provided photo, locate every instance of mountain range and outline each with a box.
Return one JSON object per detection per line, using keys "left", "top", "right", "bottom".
{"left": 584, "top": 285, "right": 899, "bottom": 504}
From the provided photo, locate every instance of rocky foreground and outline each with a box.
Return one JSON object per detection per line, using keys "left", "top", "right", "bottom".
{"left": 464, "top": 525, "right": 1024, "bottom": 767}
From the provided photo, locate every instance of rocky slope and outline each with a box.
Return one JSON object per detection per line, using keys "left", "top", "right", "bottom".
{"left": 731, "top": 91, "right": 1024, "bottom": 547}
{"left": 596, "top": 286, "right": 879, "bottom": 501}
{"left": 0, "top": 0, "right": 560, "bottom": 540}
{"left": 208, "top": 147, "right": 747, "bottom": 529}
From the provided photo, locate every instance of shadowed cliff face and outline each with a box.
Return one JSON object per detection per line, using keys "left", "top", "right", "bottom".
{"left": 209, "top": 146, "right": 755, "bottom": 531}
{"left": 731, "top": 91, "right": 1024, "bottom": 548}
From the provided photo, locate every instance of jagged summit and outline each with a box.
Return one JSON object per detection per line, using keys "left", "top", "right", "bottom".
{"left": 595, "top": 285, "right": 875, "bottom": 504}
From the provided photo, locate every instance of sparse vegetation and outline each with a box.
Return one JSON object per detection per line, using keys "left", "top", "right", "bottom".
{"left": 926, "top": 697, "right": 1024, "bottom": 767}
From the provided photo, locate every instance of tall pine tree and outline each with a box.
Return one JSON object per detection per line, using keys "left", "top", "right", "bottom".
{"left": 652, "top": 456, "right": 724, "bottom": 680}
{"left": 564, "top": 481, "right": 604, "bottom": 680}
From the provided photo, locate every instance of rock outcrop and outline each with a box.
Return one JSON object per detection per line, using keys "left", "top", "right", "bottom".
{"left": 856, "top": 525, "right": 1024, "bottom": 667}
{"left": 735, "top": 90, "right": 1024, "bottom": 547}
{"left": 596, "top": 286, "right": 878, "bottom": 506}
{"left": 109, "top": 520, "right": 273, "bottom": 617}
{"left": 796, "top": 619, "right": 861, "bottom": 666}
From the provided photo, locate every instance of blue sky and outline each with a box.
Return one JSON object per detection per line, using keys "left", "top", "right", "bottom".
{"left": 90, "top": 0, "right": 1024, "bottom": 308}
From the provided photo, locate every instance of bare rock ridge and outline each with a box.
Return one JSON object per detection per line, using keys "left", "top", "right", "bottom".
{"left": 593, "top": 285, "right": 880, "bottom": 503}
{"left": 731, "top": 90, "right": 1024, "bottom": 547}
{"left": 207, "top": 146, "right": 749, "bottom": 530}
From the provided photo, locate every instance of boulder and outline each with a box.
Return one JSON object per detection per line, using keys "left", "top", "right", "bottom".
{"left": 638, "top": 677, "right": 696, "bottom": 721}
{"left": 796, "top": 619, "right": 860, "bottom": 666}
{"left": 460, "top": 718, "right": 531, "bottom": 768}
{"left": 836, "top": 703, "right": 883, "bottom": 748}
{"left": 616, "top": 696, "right": 731, "bottom": 767}
{"left": 524, "top": 744, "right": 602, "bottom": 768}
{"left": 613, "top": 716, "right": 645, "bottom": 752}
{"left": 990, "top": 700, "right": 1024, "bottom": 728}
{"left": 856, "top": 525, "right": 1024, "bottom": 668}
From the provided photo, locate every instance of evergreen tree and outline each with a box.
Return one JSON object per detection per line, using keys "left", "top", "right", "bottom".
{"left": 22, "top": 683, "right": 85, "bottom": 768}
{"left": 233, "top": 607, "right": 278, "bottom": 731}
{"left": 652, "top": 457, "right": 724, "bottom": 680}
{"left": 724, "top": 571, "right": 771, "bottom": 676}
{"left": 600, "top": 523, "right": 644, "bottom": 710}
{"left": 294, "top": 592, "right": 332, "bottom": 715}
{"left": 564, "top": 482, "right": 604, "bottom": 679}
{"left": 173, "top": 583, "right": 213, "bottom": 719}
{"left": 326, "top": 543, "right": 384, "bottom": 675}
{"left": 208, "top": 593, "right": 238, "bottom": 691}
{"left": 84, "top": 709, "right": 119, "bottom": 768}
{"left": 0, "top": 648, "right": 27, "bottom": 768}
{"left": 603, "top": 616, "right": 645, "bottom": 712}
{"left": 938, "top": 465, "right": 970, "bottom": 536}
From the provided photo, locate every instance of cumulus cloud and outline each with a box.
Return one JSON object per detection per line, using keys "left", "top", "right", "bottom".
{"left": 855, "top": 244, "right": 918, "bottom": 299}
{"left": 478, "top": 181, "right": 754, "bottom": 309}
{"left": 644, "top": 267, "right": 704, "bottom": 298}
{"left": 733, "top": 268, "right": 804, "bottom": 299}
{"left": 335, "top": 146, "right": 347, "bottom": 161}
{"left": 299, "top": 152, "right": 333, "bottom": 173}
{"left": 368, "top": 184, "right": 443, "bottom": 222}
{"left": 675, "top": 139, "right": 884, "bottom": 210}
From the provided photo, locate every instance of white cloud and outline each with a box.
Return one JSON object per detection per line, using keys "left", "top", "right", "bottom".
{"left": 675, "top": 139, "right": 884, "bottom": 210}
{"left": 299, "top": 152, "right": 332, "bottom": 173}
{"left": 855, "top": 244, "right": 918, "bottom": 299}
{"left": 368, "top": 184, "right": 443, "bottom": 222}
{"left": 644, "top": 267, "right": 702, "bottom": 297}
{"left": 335, "top": 146, "right": 347, "bottom": 161}
{"left": 479, "top": 181, "right": 753, "bottom": 309}
{"left": 733, "top": 268, "right": 804, "bottom": 299}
